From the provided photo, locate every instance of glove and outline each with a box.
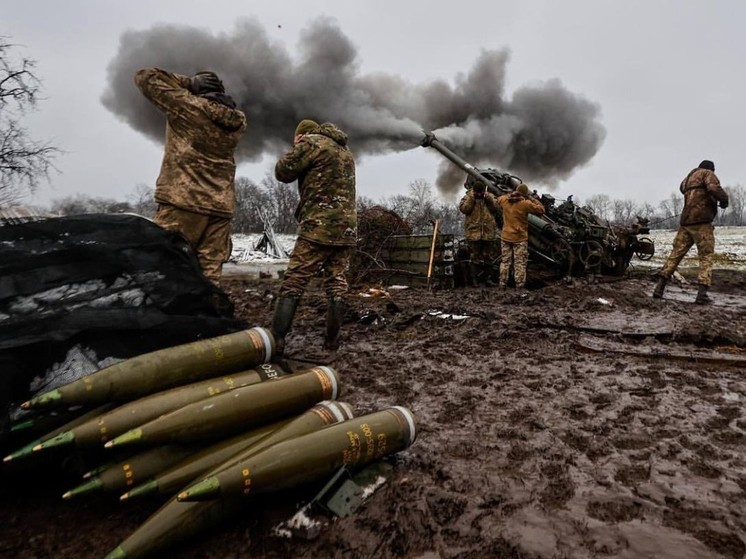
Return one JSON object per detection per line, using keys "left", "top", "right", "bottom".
{"left": 719, "top": 200, "right": 729, "bottom": 209}
{"left": 189, "top": 72, "right": 223, "bottom": 94}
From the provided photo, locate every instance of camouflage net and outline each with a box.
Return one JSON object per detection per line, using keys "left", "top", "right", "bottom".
{"left": 349, "top": 206, "right": 413, "bottom": 285}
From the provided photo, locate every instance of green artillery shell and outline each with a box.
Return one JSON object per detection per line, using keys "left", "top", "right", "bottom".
{"left": 62, "top": 445, "right": 194, "bottom": 500}
{"left": 106, "top": 366, "right": 339, "bottom": 449}
{"left": 35, "top": 363, "right": 289, "bottom": 452}
{"left": 102, "top": 401, "right": 355, "bottom": 559}
{"left": 122, "top": 401, "right": 353, "bottom": 500}
{"left": 23, "top": 327, "right": 275, "bottom": 410}
{"left": 3, "top": 404, "right": 114, "bottom": 463}
{"left": 178, "top": 406, "right": 416, "bottom": 502}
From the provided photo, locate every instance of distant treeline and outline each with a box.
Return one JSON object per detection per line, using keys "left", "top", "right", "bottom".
{"left": 28, "top": 178, "right": 746, "bottom": 236}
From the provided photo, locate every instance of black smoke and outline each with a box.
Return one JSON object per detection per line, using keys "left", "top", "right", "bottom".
{"left": 102, "top": 17, "right": 605, "bottom": 195}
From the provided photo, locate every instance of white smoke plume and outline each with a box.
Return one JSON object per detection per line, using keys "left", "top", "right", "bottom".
{"left": 102, "top": 17, "right": 605, "bottom": 195}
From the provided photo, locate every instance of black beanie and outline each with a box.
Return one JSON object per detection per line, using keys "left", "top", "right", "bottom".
{"left": 698, "top": 160, "right": 715, "bottom": 171}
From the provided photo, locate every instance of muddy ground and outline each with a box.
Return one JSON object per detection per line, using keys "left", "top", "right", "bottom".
{"left": 2, "top": 268, "right": 746, "bottom": 559}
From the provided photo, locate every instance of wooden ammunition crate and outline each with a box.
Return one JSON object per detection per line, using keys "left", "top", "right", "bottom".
{"left": 376, "top": 234, "right": 456, "bottom": 288}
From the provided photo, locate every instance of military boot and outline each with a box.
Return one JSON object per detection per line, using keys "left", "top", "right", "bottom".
{"left": 694, "top": 284, "right": 711, "bottom": 305}
{"left": 323, "top": 296, "right": 346, "bottom": 351}
{"left": 270, "top": 296, "right": 299, "bottom": 356}
{"left": 652, "top": 276, "right": 668, "bottom": 299}
{"left": 469, "top": 263, "right": 481, "bottom": 287}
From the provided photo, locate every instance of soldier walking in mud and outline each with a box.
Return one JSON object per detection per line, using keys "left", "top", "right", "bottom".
{"left": 458, "top": 177, "right": 499, "bottom": 286}
{"left": 135, "top": 68, "right": 247, "bottom": 285}
{"left": 653, "top": 160, "right": 729, "bottom": 304}
{"left": 270, "top": 119, "right": 357, "bottom": 356}
{"left": 496, "top": 183, "right": 545, "bottom": 290}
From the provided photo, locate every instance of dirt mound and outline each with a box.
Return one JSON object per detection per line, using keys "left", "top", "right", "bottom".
{"left": 1, "top": 269, "right": 745, "bottom": 559}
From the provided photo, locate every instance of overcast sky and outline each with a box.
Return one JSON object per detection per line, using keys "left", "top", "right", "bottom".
{"left": 4, "top": 1, "right": 745, "bottom": 208}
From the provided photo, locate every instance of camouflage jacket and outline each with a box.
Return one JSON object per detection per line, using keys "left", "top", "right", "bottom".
{"left": 497, "top": 192, "right": 545, "bottom": 242}
{"left": 135, "top": 68, "right": 247, "bottom": 218}
{"left": 458, "top": 190, "right": 499, "bottom": 241}
{"left": 275, "top": 123, "right": 357, "bottom": 246}
{"left": 679, "top": 168, "right": 729, "bottom": 226}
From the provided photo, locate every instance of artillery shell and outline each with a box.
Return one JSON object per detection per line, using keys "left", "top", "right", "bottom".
{"left": 178, "top": 406, "right": 415, "bottom": 502}
{"left": 62, "top": 445, "right": 194, "bottom": 500}
{"left": 122, "top": 401, "right": 353, "bottom": 500}
{"left": 102, "top": 401, "right": 355, "bottom": 559}
{"left": 106, "top": 366, "right": 339, "bottom": 449}
{"left": 22, "top": 327, "right": 275, "bottom": 410}
{"left": 34, "top": 362, "right": 289, "bottom": 453}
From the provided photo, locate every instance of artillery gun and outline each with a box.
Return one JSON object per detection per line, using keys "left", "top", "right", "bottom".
{"left": 420, "top": 132, "right": 654, "bottom": 279}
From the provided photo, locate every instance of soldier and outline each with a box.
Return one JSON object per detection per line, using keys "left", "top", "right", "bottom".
{"left": 270, "top": 120, "right": 357, "bottom": 355}
{"left": 653, "top": 160, "right": 729, "bottom": 304}
{"left": 458, "top": 177, "right": 499, "bottom": 286}
{"left": 496, "top": 183, "right": 545, "bottom": 290}
{"left": 134, "top": 68, "right": 247, "bottom": 284}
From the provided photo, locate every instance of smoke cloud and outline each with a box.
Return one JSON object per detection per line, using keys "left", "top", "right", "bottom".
{"left": 102, "top": 18, "right": 605, "bottom": 195}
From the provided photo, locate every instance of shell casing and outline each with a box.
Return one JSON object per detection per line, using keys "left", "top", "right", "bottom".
{"left": 23, "top": 327, "right": 276, "bottom": 410}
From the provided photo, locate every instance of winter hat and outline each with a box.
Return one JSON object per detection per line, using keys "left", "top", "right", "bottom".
{"left": 295, "top": 119, "right": 319, "bottom": 136}
{"left": 698, "top": 160, "right": 715, "bottom": 171}
{"left": 516, "top": 183, "right": 530, "bottom": 196}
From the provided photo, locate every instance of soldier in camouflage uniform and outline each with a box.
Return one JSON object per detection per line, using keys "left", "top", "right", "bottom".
{"left": 458, "top": 178, "right": 499, "bottom": 286}
{"left": 270, "top": 119, "right": 357, "bottom": 355}
{"left": 135, "top": 68, "right": 247, "bottom": 285}
{"left": 496, "top": 183, "right": 545, "bottom": 290}
{"left": 653, "top": 160, "right": 729, "bottom": 304}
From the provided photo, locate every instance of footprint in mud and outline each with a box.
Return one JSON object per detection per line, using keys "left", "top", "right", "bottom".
{"left": 586, "top": 498, "right": 644, "bottom": 522}
{"left": 539, "top": 462, "right": 575, "bottom": 509}
{"left": 688, "top": 460, "right": 722, "bottom": 479}
{"left": 425, "top": 489, "right": 468, "bottom": 526}
{"left": 614, "top": 463, "right": 650, "bottom": 484}
{"left": 612, "top": 435, "right": 652, "bottom": 450}
{"left": 663, "top": 507, "right": 746, "bottom": 559}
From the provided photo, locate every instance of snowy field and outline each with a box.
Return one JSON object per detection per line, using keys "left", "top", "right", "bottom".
{"left": 632, "top": 226, "right": 746, "bottom": 272}
{"left": 226, "top": 227, "right": 746, "bottom": 276}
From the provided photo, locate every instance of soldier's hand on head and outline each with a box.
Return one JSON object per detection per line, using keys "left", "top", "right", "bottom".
{"left": 189, "top": 72, "right": 223, "bottom": 94}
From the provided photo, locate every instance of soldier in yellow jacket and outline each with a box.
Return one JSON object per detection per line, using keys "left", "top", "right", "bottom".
{"left": 135, "top": 68, "right": 247, "bottom": 284}
{"left": 496, "top": 183, "right": 545, "bottom": 290}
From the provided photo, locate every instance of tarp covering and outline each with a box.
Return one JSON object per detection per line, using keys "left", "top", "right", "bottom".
{"left": 0, "top": 214, "right": 246, "bottom": 434}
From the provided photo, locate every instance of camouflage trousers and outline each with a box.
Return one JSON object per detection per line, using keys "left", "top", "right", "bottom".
{"left": 280, "top": 237, "right": 353, "bottom": 298}
{"left": 660, "top": 223, "right": 715, "bottom": 286}
{"left": 499, "top": 239, "right": 529, "bottom": 288}
{"left": 468, "top": 240, "right": 497, "bottom": 266}
{"left": 154, "top": 204, "right": 231, "bottom": 285}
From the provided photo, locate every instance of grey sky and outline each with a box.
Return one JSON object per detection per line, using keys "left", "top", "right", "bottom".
{"left": 4, "top": 1, "right": 744, "bottom": 208}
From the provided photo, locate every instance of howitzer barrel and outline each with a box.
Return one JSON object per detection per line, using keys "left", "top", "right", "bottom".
{"left": 421, "top": 132, "right": 495, "bottom": 189}
{"left": 22, "top": 327, "right": 276, "bottom": 410}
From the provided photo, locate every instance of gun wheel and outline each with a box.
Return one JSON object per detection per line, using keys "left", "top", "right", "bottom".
{"left": 634, "top": 237, "right": 655, "bottom": 261}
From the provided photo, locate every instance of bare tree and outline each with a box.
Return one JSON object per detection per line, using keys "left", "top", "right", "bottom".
{"left": 611, "top": 199, "right": 637, "bottom": 225}
{"left": 0, "top": 38, "right": 60, "bottom": 205}
{"left": 723, "top": 184, "right": 745, "bottom": 226}
{"left": 50, "top": 194, "right": 132, "bottom": 216}
{"left": 126, "top": 183, "right": 156, "bottom": 218}
{"left": 583, "top": 194, "right": 612, "bottom": 221}
{"left": 260, "top": 172, "right": 299, "bottom": 234}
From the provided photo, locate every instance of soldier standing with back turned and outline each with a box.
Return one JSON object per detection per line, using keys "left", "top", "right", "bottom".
{"left": 270, "top": 119, "right": 357, "bottom": 356}
{"left": 496, "top": 183, "right": 545, "bottom": 291}
{"left": 653, "top": 160, "right": 729, "bottom": 304}
{"left": 135, "top": 68, "right": 247, "bottom": 285}
{"left": 458, "top": 177, "right": 499, "bottom": 286}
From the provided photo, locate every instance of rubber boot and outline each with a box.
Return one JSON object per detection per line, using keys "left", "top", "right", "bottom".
{"left": 652, "top": 276, "right": 668, "bottom": 299}
{"left": 694, "top": 284, "right": 711, "bottom": 305}
{"left": 323, "top": 296, "right": 346, "bottom": 351}
{"left": 270, "top": 296, "right": 299, "bottom": 356}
